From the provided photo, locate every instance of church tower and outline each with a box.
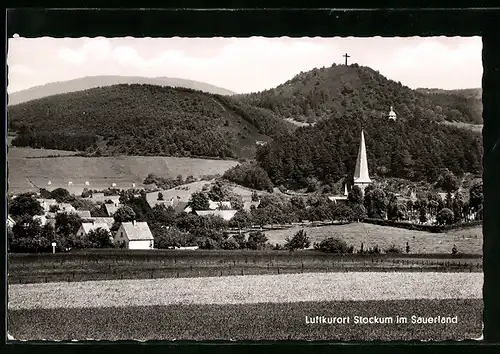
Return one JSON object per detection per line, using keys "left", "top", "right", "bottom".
{"left": 388, "top": 106, "right": 397, "bottom": 121}
{"left": 353, "top": 130, "right": 372, "bottom": 193}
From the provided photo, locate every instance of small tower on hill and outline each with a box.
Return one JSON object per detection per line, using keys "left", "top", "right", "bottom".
{"left": 353, "top": 130, "right": 372, "bottom": 194}
{"left": 388, "top": 106, "right": 397, "bottom": 121}
{"left": 344, "top": 183, "right": 348, "bottom": 196}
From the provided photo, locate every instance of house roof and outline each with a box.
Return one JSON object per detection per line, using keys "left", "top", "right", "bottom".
{"left": 89, "top": 217, "right": 115, "bottom": 229}
{"left": 195, "top": 210, "right": 238, "bottom": 221}
{"left": 36, "top": 198, "right": 57, "bottom": 205}
{"left": 119, "top": 221, "right": 154, "bottom": 241}
{"left": 76, "top": 210, "right": 92, "bottom": 218}
{"left": 58, "top": 203, "right": 75, "bottom": 210}
{"left": 173, "top": 201, "right": 190, "bottom": 214}
{"left": 208, "top": 200, "right": 232, "bottom": 210}
{"left": 104, "top": 204, "right": 121, "bottom": 216}
{"left": 80, "top": 222, "right": 111, "bottom": 234}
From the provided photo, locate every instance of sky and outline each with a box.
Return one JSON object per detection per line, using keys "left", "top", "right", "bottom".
{"left": 7, "top": 36, "right": 482, "bottom": 94}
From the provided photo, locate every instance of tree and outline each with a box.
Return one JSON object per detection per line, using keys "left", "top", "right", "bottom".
{"left": 87, "top": 227, "right": 114, "bottom": 248}
{"left": 188, "top": 192, "right": 210, "bottom": 211}
{"left": 284, "top": 229, "right": 311, "bottom": 251}
{"left": 351, "top": 204, "right": 367, "bottom": 221}
{"left": 229, "top": 210, "right": 253, "bottom": 229}
{"left": 251, "top": 191, "right": 260, "bottom": 202}
{"left": 436, "top": 208, "right": 455, "bottom": 226}
{"left": 419, "top": 206, "right": 428, "bottom": 223}
{"left": 348, "top": 185, "right": 363, "bottom": 205}
{"left": 157, "top": 192, "right": 164, "bottom": 201}
{"left": 49, "top": 204, "right": 61, "bottom": 213}
{"left": 51, "top": 188, "right": 72, "bottom": 203}
{"left": 221, "top": 237, "right": 240, "bottom": 250}
{"left": 8, "top": 193, "right": 44, "bottom": 217}
{"left": 113, "top": 205, "right": 136, "bottom": 223}
{"left": 469, "top": 182, "right": 483, "bottom": 212}
{"left": 364, "top": 188, "right": 388, "bottom": 219}
{"left": 246, "top": 231, "right": 268, "bottom": 250}
{"left": 437, "top": 170, "right": 460, "bottom": 194}
{"left": 55, "top": 212, "right": 82, "bottom": 238}
{"left": 313, "top": 236, "right": 352, "bottom": 254}
{"left": 233, "top": 233, "right": 247, "bottom": 249}
{"left": 149, "top": 204, "right": 176, "bottom": 226}
{"left": 10, "top": 215, "right": 44, "bottom": 253}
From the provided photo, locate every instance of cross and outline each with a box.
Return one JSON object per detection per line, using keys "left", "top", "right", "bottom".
{"left": 343, "top": 53, "right": 350, "bottom": 65}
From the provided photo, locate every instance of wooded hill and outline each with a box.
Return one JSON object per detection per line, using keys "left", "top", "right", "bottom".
{"left": 239, "top": 64, "right": 482, "bottom": 125}
{"left": 7, "top": 75, "right": 237, "bottom": 106}
{"left": 256, "top": 111, "right": 483, "bottom": 188}
{"left": 7, "top": 84, "right": 290, "bottom": 159}
{"left": 415, "top": 88, "right": 482, "bottom": 124}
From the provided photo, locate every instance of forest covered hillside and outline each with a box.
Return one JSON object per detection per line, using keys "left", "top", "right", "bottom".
{"left": 7, "top": 75, "right": 237, "bottom": 106}
{"left": 256, "top": 111, "right": 483, "bottom": 189}
{"left": 415, "top": 88, "right": 482, "bottom": 124}
{"left": 7, "top": 84, "right": 289, "bottom": 159}
{"left": 239, "top": 64, "right": 482, "bottom": 125}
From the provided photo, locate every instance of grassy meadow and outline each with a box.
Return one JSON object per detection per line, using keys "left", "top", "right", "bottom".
{"left": 265, "top": 223, "right": 482, "bottom": 254}
{"left": 7, "top": 145, "right": 239, "bottom": 194}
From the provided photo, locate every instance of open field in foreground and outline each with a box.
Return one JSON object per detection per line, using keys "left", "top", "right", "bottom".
{"left": 7, "top": 147, "right": 239, "bottom": 194}
{"left": 8, "top": 299, "right": 482, "bottom": 341}
{"left": 265, "top": 223, "right": 482, "bottom": 254}
{"left": 8, "top": 250, "right": 483, "bottom": 284}
{"left": 8, "top": 272, "right": 482, "bottom": 310}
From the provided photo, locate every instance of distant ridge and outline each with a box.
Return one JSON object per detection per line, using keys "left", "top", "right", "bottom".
{"left": 8, "top": 75, "right": 237, "bottom": 105}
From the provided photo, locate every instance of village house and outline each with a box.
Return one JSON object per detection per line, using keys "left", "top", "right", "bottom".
{"left": 33, "top": 214, "right": 48, "bottom": 226}
{"left": 90, "top": 193, "right": 121, "bottom": 205}
{"left": 104, "top": 203, "right": 122, "bottom": 217}
{"left": 76, "top": 221, "right": 112, "bottom": 238}
{"left": 114, "top": 221, "right": 154, "bottom": 250}
{"left": 75, "top": 210, "right": 92, "bottom": 218}
{"left": 36, "top": 198, "right": 58, "bottom": 212}
{"left": 208, "top": 200, "right": 232, "bottom": 210}
{"left": 57, "top": 203, "right": 76, "bottom": 214}
{"left": 195, "top": 210, "right": 238, "bottom": 221}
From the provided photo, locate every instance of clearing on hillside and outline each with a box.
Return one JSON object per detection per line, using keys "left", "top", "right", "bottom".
{"left": 7, "top": 148, "right": 239, "bottom": 194}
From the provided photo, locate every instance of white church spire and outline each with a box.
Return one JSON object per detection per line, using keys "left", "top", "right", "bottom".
{"left": 388, "top": 106, "right": 397, "bottom": 121}
{"left": 353, "top": 130, "right": 372, "bottom": 192}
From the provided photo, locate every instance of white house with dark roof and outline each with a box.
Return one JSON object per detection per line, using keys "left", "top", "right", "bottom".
{"left": 115, "top": 221, "right": 154, "bottom": 250}
{"left": 36, "top": 198, "right": 58, "bottom": 212}
{"left": 76, "top": 221, "right": 111, "bottom": 238}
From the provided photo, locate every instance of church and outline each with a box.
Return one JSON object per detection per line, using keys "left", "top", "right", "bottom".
{"left": 329, "top": 129, "right": 373, "bottom": 202}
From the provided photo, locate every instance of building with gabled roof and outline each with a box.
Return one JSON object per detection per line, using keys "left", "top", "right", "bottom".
{"left": 195, "top": 210, "right": 238, "bottom": 221}
{"left": 36, "top": 198, "right": 58, "bottom": 212}
{"left": 115, "top": 221, "right": 154, "bottom": 250}
{"left": 75, "top": 210, "right": 92, "bottom": 218}
{"left": 353, "top": 130, "right": 372, "bottom": 193}
{"left": 57, "top": 203, "right": 76, "bottom": 214}
{"left": 76, "top": 221, "right": 111, "bottom": 238}
{"left": 104, "top": 203, "right": 122, "bottom": 217}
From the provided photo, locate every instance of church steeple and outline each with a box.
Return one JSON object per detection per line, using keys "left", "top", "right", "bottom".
{"left": 353, "top": 130, "right": 372, "bottom": 192}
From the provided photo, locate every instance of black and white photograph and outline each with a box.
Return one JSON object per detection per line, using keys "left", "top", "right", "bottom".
{"left": 6, "top": 35, "right": 484, "bottom": 341}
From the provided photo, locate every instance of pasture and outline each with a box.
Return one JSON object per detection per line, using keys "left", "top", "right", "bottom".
{"left": 8, "top": 272, "right": 483, "bottom": 340}
{"left": 264, "top": 223, "right": 482, "bottom": 254}
{"left": 7, "top": 146, "right": 239, "bottom": 194}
